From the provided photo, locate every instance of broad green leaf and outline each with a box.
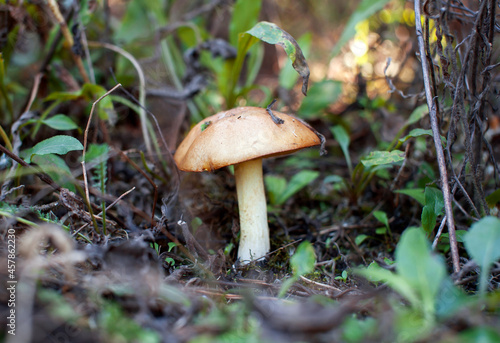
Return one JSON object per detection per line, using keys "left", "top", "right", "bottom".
{"left": 290, "top": 241, "right": 316, "bottom": 276}
{"left": 355, "top": 234, "right": 369, "bottom": 246}
{"left": 407, "top": 104, "right": 428, "bottom": 126}
{"left": 229, "top": 0, "right": 262, "bottom": 46}
{"left": 464, "top": 216, "right": 500, "bottom": 296}
{"left": 274, "top": 170, "right": 319, "bottom": 206}
{"left": 331, "top": 0, "right": 391, "bottom": 56}
{"left": 421, "top": 206, "right": 437, "bottom": 233}
{"left": 279, "top": 33, "right": 312, "bottom": 90}
{"left": 84, "top": 143, "right": 109, "bottom": 163}
{"left": 297, "top": 80, "right": 342, "bottom": 119}
{"left": 244, "top": 21, "right": 310, "bottom": 95}
{"left": 373, "top": 210, "right": 389, "bottom": 229}
{"left": 264, "top": 175, "right": 287, "bottom": 205}
{"left": 331, "top": 125, "right": 352, "bottom": 173}
{"left": 32, "top": 154, "right": 75, "bottom": 191}
{"left": 27, "top": 135, "right": 83, "bottom": 163}
{"left": 395, "top": 188, "right": 425, "bottom": 206}
{"left": 42, "top": 114, "right": 79, "bottom": 131}
{"left": 356, "top": 262, "right": 420, "bottom": 307}
{"left": 435, "top": 277, "right": 467, "bottom": 318}
{"left": 395, "top": 228, "right": 446, "bottom": 317}
{"left": 421, "top": 187, "right": 444, "bottom": 233}
{"left": 361, "top": 150, "right": 405, "bottom": 168}
{"left": 399, "top": 128, "right": 446, "bottom": 145}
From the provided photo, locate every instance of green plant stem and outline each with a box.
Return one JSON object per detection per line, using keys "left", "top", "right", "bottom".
{"left": 0, "top": 53, "right": 14, "bottom": 121}
{"left": 0, "top": 125, "right": 12, "bottom": 151}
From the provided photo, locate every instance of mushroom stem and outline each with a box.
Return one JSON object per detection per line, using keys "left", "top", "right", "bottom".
{"left": 234, "top": 158, "right": 270, "bottom": 263}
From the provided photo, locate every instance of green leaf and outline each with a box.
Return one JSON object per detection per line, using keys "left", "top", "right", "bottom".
{"left": 421, "top": 187, "right": 444, "bottom": 233}
{"left": 399, "top": 128, "right": 446, "bottom": 145}
{"left": 264, "top": 175, "right": 287, "bottom": 205}
{"left": 407, "top": 104, "right": 429, "bottom": 126}
{"left": 331, "top": 125, "right": 352, "bottom": 174}
{"left": 229, "top": 0, "right": 262, "bottom": 46}
{"left": 331, "top": 0, "right": 391, "bottom": 56}
{"left": 464, "top": 216, "right": 500, "bottom": 296}
{"left": 297, "top": 80, "right": 342, "bottom": 119}
{"left": 395, "top": 228, "right": 446, "bottom": 317}
{"left": 355, "top": 234, "right": 369, "bottom": 246}
{"left": 84, "top": 143, "right": 109, "bottom": 164}
{"left": 32, "top": 154, "right": 75, "bottom": 191}
{"left": 42, "top": 114, "right": 79, "bottom": 131}
{"left": 278, "top": 241, "right": 316, "bottom": 298}
{"left": 244, "top": 21, "right": 310, "bottom": 95}
{"left": 27, "top": 135, "right": 83, "bottom": 163}
{"left": 290, "top": 241, "right": 316, "bottom": 276}
{"left": 394, "top": 188, "right": 425, "bottom": 206}
{"left": 360, "top": 150, "right": 405, "bottom": 168}
{"left": 356, "top": 262, "right": 420, "bottom": 307}
{"left": 279, "top": 33, "right": 312, "bottom": 90}
{"left": 373, "top": 210, "right": 389, "bottom": 229}
{"left": 357, "top": 228, "right": 448, "bottom": 319}
{"left": 274, "top": 170, "right": 319, "bottom": 206}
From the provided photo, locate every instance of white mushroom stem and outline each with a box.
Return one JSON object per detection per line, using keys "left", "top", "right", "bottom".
{"left": 234, "top": 158, "right": 270, "bottom": 263}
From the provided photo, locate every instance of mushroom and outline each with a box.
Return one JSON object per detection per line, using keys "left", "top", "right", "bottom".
{"left": 174, "top": 107, "right": 321, "bottom": 264}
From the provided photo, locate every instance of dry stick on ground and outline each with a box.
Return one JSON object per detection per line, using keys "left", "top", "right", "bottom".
{"left": 414, "top": 0, "right": 460, "bottom": 273}
{"left": 81, "top": 83, "right": 122, "bottom": 235}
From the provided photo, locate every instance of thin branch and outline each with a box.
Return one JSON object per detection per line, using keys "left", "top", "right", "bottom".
{"left": 414, "top": 0, "right": 460, "bottom": 273}
{"left": 81, "top": 83, "right": 122, "bottom": 234}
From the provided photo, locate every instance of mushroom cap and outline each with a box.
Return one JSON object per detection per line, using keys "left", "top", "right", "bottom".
{"left": 174, "top": 107, "right": 321, "bottom": 172}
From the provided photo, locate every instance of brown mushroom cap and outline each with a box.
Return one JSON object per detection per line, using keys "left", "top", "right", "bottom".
{"left": 174, "top": 107, "right": 321, "bottom": 172}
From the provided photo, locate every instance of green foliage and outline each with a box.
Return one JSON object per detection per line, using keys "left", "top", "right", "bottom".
{"left": 341, "top": 316, "right": 378, "bottom": 343}
{"left": 86, "top": 143, "right": 110, "bottom": 234}
{"left": 360, "top": 150, "right": 405, "bottom": 168}
{"left": 265, "top": 170, "right": 319, "bottom": 206}
{"left": 226, "top": 21, "right": 310, "bottom": 107}
{"left": 279, "top": 33, "right": 312, "bottom": 90}
{"left": 279, "top": 241, "right": 316, "bottom": 297}
{"left": 297, "top": 80, "right": 342, "bottom": 119}
{"left": 25, "top": 135, "right": 83, "bottom": 163}
{"left": 421, "top": 187, "right": 444, "bottom": 233}
{"left": 32, "top": 154, "right": 75, "bottom": 191}
{"left": 395, "top": 188, "right": 426, "bottom": 206}
{"left": 331, "top": 125, "right": 352, "bottom": 175}
{"left": 45, "top": 83, "right": 116, "bottom": 122}
{"left": 229, "top": 0, "right": 262, "bottom": 47}
{"left": 464, "top": 216, "right": 500, "bottom": 297}
{"left": 357, "top": 228, "right": 450, "bottom": 319}
{"left": 37, "top": 114, "right": 79, "bottom": 131}
{"left": 99, "top": 302, "right": 160, "bottom": 343}
{"left": 331, "top": 0, "right": 392, "bottom": 56}
{"left": 335, "top": 270, "right": 349, "bottom": 282}
{"left": 485, "top": 189, "right": 500, "bottom": 208}
{"left": 0, "top": 53, "right": 13, "bottom": 120}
